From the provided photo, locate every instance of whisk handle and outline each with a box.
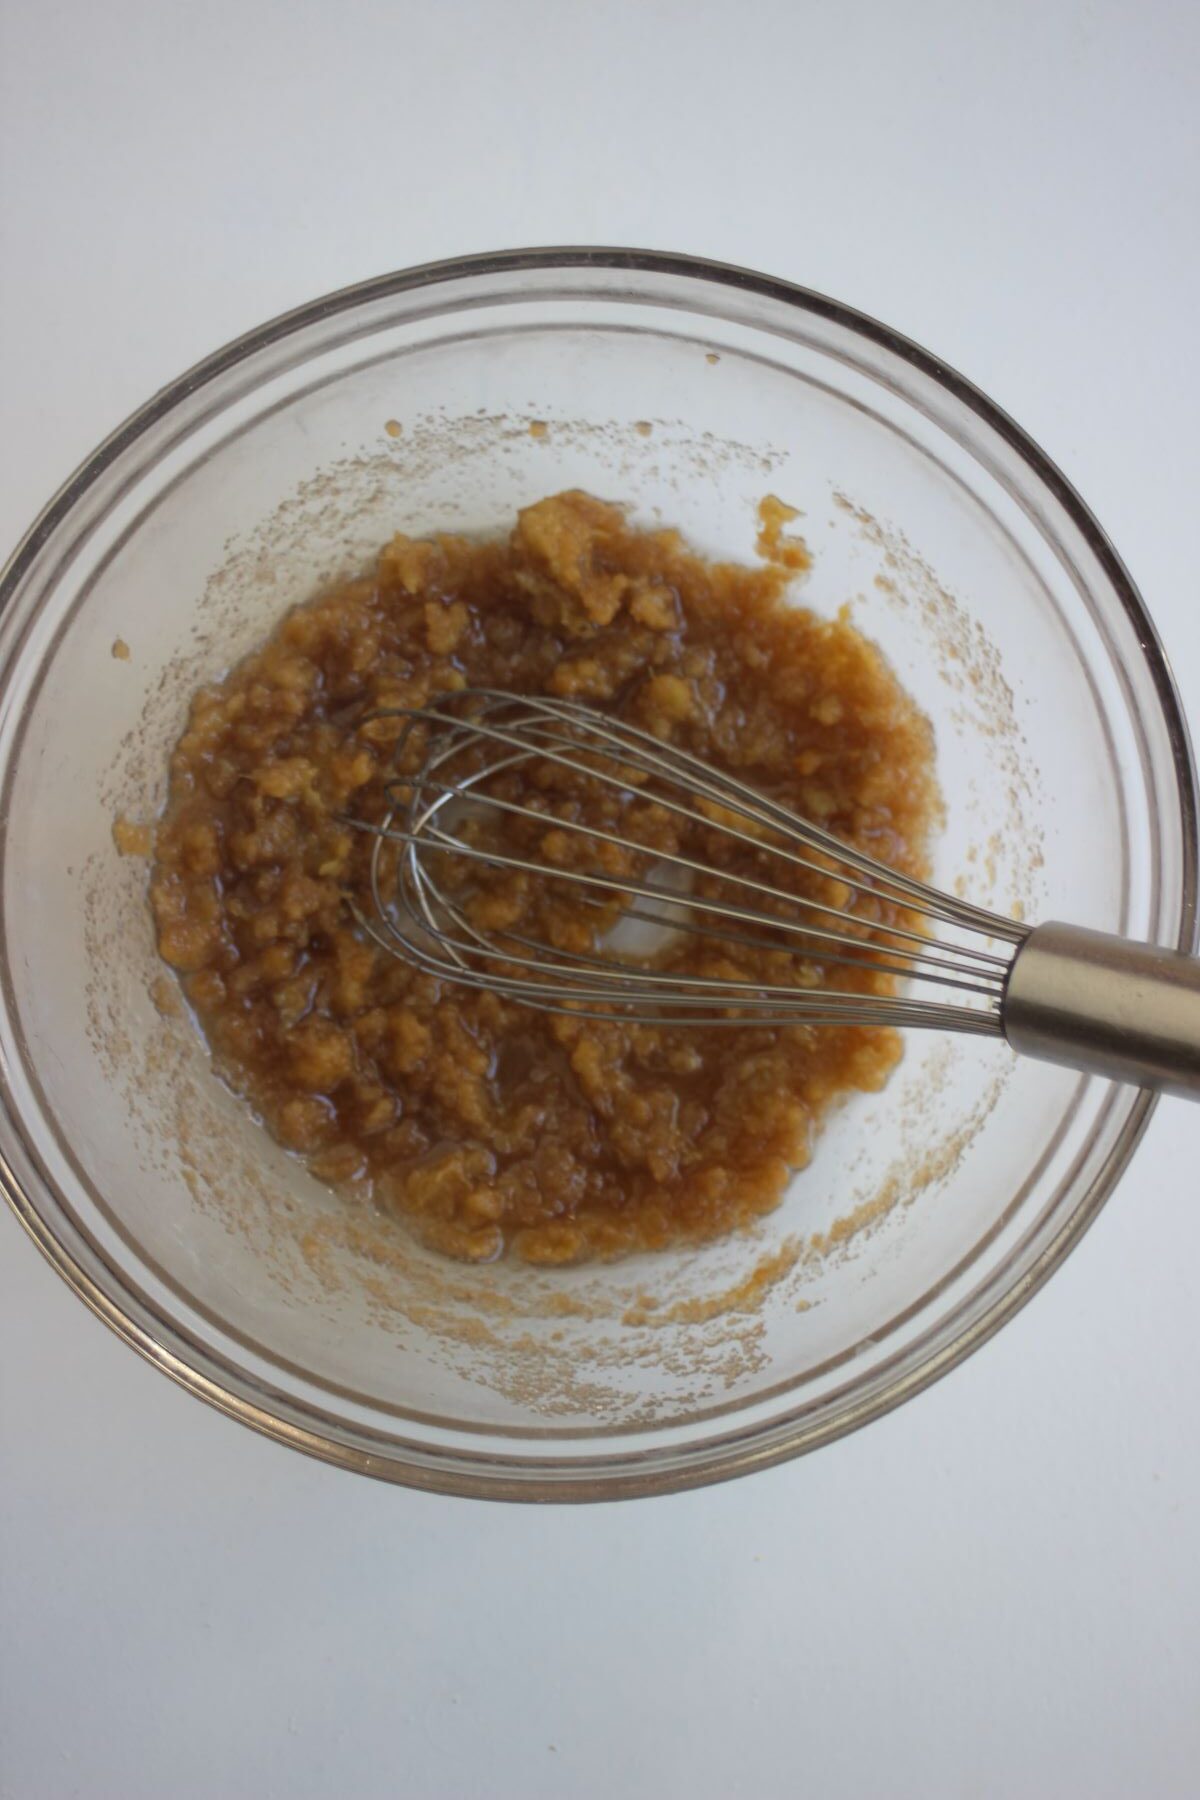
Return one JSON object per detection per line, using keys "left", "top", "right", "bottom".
{"left": 1004, "top": 921, "right": 1200, "bottom": 1098}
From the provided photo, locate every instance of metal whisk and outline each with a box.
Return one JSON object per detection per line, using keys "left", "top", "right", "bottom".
{"left": 346, "top": 688, "right": 1200, "bottom": 1098}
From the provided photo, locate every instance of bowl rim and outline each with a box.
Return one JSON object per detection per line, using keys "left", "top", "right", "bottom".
{"left": 1, "top": 245, "right": 1196, "bottom": 1501}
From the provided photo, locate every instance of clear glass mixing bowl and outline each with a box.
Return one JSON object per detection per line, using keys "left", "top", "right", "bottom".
{"left": 0, "top": 250, "right": 1194, "bottom": 1499}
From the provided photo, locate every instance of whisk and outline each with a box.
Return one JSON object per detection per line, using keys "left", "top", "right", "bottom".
{"left": 346, "top": 688, "right": 1200, "bottom": 1099}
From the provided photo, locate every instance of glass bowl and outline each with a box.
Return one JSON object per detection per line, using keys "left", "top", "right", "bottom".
{"left": 0, "top": 249, "right": 1194, "bottom": 1500}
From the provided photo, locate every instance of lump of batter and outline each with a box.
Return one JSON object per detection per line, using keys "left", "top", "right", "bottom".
{"left": 150, "top": 492, "right": 937, "bottom": 1264}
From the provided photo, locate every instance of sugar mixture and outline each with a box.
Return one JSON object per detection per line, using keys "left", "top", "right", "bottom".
{"left": 150, "top": 492, "right": 937, "bottom": 1263}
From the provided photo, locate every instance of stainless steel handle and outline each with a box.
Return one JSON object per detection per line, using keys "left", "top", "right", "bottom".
{"left": 1004, "top": 921, "right": 1200, "bottom": 1098}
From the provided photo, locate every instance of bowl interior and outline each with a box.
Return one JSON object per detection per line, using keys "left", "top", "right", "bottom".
{"left": 0, "top": 259, "right": 1188, "bottom": 1493}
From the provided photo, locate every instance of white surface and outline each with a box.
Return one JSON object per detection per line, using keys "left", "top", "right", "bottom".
{"left": 1, "top": 1, "right": 1198, "bottom": 1794}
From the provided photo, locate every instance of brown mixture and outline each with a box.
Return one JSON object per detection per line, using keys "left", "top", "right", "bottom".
{"left": 149, "top": 492, "right": 937, "bottom": 1264}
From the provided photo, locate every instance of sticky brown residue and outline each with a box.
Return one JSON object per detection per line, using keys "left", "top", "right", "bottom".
{"left": 622, "top": 1237, "right": 809, "bottom": 1325}
{"left": 112, "top": 816, "right": 152, "bottom": 857}
{"left": 528, "top": 420, "right": 549, "bottom": 439}
{"left": 811, "top": 1058, "right": 1008, "bottom": 1260}
{"left": 634, "top": 420, "right": 654, "bottom": 437}
{"left": 756, "top": 495, "right": 812, "bottom": 572}
{"left": 151, "top": 974, "right": 182, "bottom": 1017}
{"left": 112, "top": 637, "right": 132, "bottom": 661}
{"left": 845, "top": 495, "right": 1044, "bottom": 927}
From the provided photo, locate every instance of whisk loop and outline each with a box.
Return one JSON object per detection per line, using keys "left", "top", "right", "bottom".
{"left": 343, "top": 688, "right": 1026, "bottom": 1033}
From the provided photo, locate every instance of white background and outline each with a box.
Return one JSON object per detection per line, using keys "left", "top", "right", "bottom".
{"left": 2, "top": 2, "right": 1198, "bottom": 1795}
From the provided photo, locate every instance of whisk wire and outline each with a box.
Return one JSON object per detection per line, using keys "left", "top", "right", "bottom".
{"left": 388, "top": 691, "right": 1021, "bottom": 943}
{"left": 374, "top": 777, "right": 1010, "bottom": 984}
{"left": 346, "top": 688, "right": 1026, "bottom": 1033}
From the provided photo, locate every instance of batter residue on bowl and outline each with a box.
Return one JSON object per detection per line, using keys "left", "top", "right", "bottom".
{"left": 149, "top": 491, "right": 938, "bottom": 1264}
